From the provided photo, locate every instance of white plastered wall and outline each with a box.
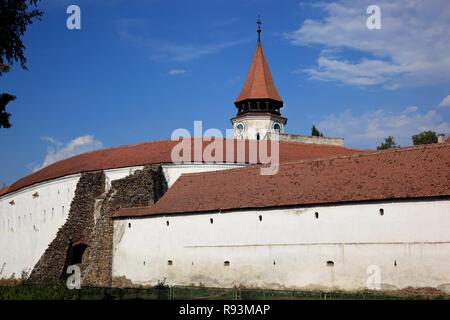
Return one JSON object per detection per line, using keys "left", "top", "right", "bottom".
{"left": 112, "top": 200, "right": 450, "bottom": 292}
{"left": 0, "top": 175, "right": 80, "bottom": 279}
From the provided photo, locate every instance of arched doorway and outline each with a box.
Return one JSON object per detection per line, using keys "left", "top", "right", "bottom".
{"left": 71, "top": 243, "right": 88, "bottom": 265}
{"left": 61, "top": 241, "right": 88, "bottom": 280}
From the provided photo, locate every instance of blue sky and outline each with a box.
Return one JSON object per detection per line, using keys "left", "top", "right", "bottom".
{"left": 1, "top": 0, "right": 450, "bottom": 185}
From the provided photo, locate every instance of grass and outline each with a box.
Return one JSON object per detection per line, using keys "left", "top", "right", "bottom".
{"left": 0, "top": 280, "right": 448, "bottom": 300}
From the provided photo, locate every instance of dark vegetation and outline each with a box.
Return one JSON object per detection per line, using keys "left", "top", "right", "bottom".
{"left": 0, "top": 280, "right": 448, "bottom": 300}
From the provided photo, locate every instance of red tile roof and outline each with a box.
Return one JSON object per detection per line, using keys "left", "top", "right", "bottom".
{"left": 1, "top": 139, "right": 363, "bottom": 197}
{"left": 0, "top": 186, "right": 9, "bottom": 197}
{"left": 115, "top": 143, "right": 450, "bottom": 218}
{"left": 235, "top": 41, "right": 282, "bottom": 103}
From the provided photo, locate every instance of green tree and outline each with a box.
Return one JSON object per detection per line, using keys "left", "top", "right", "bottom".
{"left": 412, "top": 130, "right": 438, "bottom": 145}
{"left": 311, "top": 125, "right": 323, "bottom": 137}
{"left": 0, "top": 93, "right": 16, "bottom": 128}
{"left": 0, "top": 0, "right": 43, "bottom": 128}
{"left": 377, "top": 136, "right": 400, "bottom": 150}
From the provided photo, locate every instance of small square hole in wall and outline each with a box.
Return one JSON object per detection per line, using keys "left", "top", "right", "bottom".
{"left": 168, "top": 260, "right": 173, "bottom": 266}
{"left": 326, "top": 260, "right": 334, "bottom": 267}
{"left": 379, "top": 208, "right": 384, "bottom": 216}
{"left": 224, "top": 261, "right": 230, "bottom": 267}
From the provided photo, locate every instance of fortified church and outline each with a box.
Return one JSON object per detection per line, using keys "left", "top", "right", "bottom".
{"left": 0, "top": 22, "right": 449, "bottom": 292}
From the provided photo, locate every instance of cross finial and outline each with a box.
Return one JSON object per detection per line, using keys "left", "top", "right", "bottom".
{"left": 256, "top": 15, "right": 262, "bottom": 42}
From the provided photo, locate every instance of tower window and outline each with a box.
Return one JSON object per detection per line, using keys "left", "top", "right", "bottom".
{"left": 315, "top": 212, "right": 319, "bottom": 219}
{"left": 236, "top": 122, "right": 245, "bottom": 135}
{"left": 166, "top": 220, "right": 170, "bottom": 226}
{"left": 128, "top": 223, "right": 131, "bottom": 228}
{"left": 210, "top": 218, "right": 214, "bottom": 224}
{"left": 273, "top": 122, "right": 281, "bottom": 133}
{"left": 259, "top": 215, "right": 263, "bottom": 222}
{"left": 326, "top": 261, "right": 334, "bottom": 267}
{"left": 256, "top": 133, "right": 260, "bottom": 140}
{"left": 168, "top": 260, "right": 173, "bottom": 266}
{"left": 224, "top": 261, "right": 230, "bottom": 267}
{"left": 379, "top": 208, "right": 384, "bottom": 216}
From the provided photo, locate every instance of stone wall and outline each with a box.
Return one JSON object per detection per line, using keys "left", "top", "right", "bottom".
{"left": 28, "top": 171, "right": 105, "bottom": 283}
{"left": 29, "top": 165, "right": 166, "bottom": 286}
{"left": 82, "top": 165, "right": 166, "bottom": 287}
{"left": 266, "top": 132, "right": 344, "bottom": 146}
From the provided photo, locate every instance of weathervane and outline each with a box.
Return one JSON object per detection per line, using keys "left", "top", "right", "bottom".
{"left": 257, "top": 15, "right": 262, "bottom": 42}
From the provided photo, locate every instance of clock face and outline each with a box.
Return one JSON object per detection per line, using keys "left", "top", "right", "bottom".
{"left": 236, "top": 122, "right": 245, "bottom": 134}
{"left": 273, "top": 122, "right": 281, "bottom": 133}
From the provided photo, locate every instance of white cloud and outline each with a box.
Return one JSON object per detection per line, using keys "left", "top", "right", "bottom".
{"left": 148, "top": 40, "right": 245, "bottom": 62}
{"left": 33, "top": 135, "right": 103, "bottom": 172}
{"left": 115, "top": 21, "right": 246, "bottom": 61}
{"left": 318, "top": 107, "right": 450, "bottom": 148}
{"left": 286, "top": 0, "right": 450, "bottom": 88}
{"left": 438, "top": 95, "right": 450, "bottom": 108}
{"left": 167, "top": 69, "right": 187, "bottom": 76}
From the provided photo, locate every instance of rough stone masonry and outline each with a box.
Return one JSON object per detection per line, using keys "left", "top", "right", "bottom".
{"left": 29, "top": 165, "right": 166, "bottom": 287}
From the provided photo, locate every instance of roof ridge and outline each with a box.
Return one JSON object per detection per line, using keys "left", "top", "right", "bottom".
{"left": 30, "top": 139, "right": 173, "bottom": 175}
{"left": 281, "top": 142, "right": 449, "bottom": 164}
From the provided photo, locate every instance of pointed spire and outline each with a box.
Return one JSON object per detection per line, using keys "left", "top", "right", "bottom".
{"left": 234, "top": 19, "right": 283, "bottom": 106}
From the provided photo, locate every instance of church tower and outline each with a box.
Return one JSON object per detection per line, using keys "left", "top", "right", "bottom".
{"left": 232, "top": 17, "right": 287, "bottom": 140}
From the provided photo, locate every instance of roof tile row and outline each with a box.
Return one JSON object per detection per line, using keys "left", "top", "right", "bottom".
{"left": 115, "top": 143, "right": 450, "bottom": 218}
